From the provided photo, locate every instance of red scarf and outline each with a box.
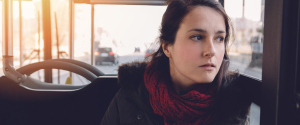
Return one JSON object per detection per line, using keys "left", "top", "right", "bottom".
{"left": 144, "top": 67, "right": 215, "bottom": 125}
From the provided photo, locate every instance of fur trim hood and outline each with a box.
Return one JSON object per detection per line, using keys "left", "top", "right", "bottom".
{"left": 117, "top": 61, "right": 148, "bottom": 89}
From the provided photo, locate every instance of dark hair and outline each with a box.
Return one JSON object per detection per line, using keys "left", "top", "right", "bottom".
{"left": 147, "top": 0, "right": 235, "bottom": 91}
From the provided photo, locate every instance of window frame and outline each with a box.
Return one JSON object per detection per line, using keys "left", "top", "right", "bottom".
{"left": 261, "top": 0, "right": 300, "bottom": 124}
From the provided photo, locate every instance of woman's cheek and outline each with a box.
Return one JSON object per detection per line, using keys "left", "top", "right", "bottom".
{"left": 178, "top": 44, "right": 195, "bottom": 61}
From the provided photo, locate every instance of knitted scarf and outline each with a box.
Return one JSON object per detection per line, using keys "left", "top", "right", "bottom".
{"left": 144, "top": 67, "right": 215, "bottom": 125}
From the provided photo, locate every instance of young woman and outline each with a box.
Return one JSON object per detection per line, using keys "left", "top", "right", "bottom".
{"left": 101, "top": 0, "right": 251, "bottom": 124}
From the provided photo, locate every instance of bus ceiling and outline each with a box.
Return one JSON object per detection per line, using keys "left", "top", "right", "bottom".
{"left": 74, "top": 0, "right": 166, "bottom": 5}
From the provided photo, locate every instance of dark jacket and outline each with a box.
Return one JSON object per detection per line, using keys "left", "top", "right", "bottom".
{"left": 101, "top": 62, "right": 251, "bottom": 125}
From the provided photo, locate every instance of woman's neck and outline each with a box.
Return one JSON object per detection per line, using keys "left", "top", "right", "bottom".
{"left": 169, "top": 62, "right": 195, "bottom": 95}
{"left": 171, "top": 76, "right": 194, "bottom": 95}
{"left": 173, "top": 84, "right": 190, "bottom": 95}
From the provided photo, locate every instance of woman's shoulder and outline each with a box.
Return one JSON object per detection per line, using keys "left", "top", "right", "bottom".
{"left": 215, "top": 71, "right": 251, "bottom": 125}
{"left": 222, "top": 71, "right": 242, "bottom": 91}
{"left": 225, "top": 70, "right": 240, "bottom": 84}
{"left": 117, "top": 61, "right": 148, "bottom": 89}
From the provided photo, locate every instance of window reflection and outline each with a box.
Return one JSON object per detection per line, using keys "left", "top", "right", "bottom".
{"left": 224, "top": 1, "right": 264, "bottom": 125}
{"left": 225, "top": 0, "right": 264, "bottom": 79}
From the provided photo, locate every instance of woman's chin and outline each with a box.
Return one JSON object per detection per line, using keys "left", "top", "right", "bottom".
{"left": 195, "top": 79, "right": 214, "bottom": 84}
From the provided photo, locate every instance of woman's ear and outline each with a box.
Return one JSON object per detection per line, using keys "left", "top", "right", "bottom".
{"left": 162, "top": 42, "right": 172, "bottom": 58}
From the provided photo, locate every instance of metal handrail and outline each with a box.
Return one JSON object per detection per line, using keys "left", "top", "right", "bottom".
{"left": 2, "top": 0, "right": 26, "bottom": 83}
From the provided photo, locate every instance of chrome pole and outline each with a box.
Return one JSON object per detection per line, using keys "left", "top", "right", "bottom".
{"left": 91, "top": 4, "right": 95, "bottom": 66}
{"left": 2, "top": 0, "right": 13, "bottom": 57}
{"left": 69, "top": 0, "right": 74, "bottom": 78}
{"left": 2, "top": 0, "right": 26, "bottom": 83}
{"left": 19, "top": 0, "right": 23, "bottom": 67}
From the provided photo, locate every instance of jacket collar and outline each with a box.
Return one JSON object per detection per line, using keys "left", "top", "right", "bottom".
{"left": 117, "top": 61, "right": 148, "bottom": 89}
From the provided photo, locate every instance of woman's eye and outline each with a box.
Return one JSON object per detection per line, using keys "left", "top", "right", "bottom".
{"left": 190, "top": 35, "right": 203, "bottom": 41}
{"left": 216, "top": 37, "right": 224, "bottom": 43}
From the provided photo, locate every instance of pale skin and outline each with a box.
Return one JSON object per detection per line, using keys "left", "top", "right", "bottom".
{"left": 163, "top": 6, "right": 226, "bottom": 95}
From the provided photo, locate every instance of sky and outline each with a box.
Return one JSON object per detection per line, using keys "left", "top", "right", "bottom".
{"left": 94, "top": 5, "right": 167, "bottom": 54}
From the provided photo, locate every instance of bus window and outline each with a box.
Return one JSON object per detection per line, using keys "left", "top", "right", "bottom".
{"left": 74, "top": 3, "right": 91, "bottom": 65}
{"left": 224, "top": 0, "right": 265, "bottom": 125}
{"left": 92, "top": 5, "right": 166, "bottom": 73}
{"left": 50, "top": 0, "right": 73, "bottom": 84}
{"left": 0, "top": 1, "right": 43, "bottom": 78}
{"left": 0, "top": 1, "right": 167, "bottom": 85}
{"left": 55, "top": 4, "right": 167, "bottom": 84}
{"left": 225, "top": 0, "right": 264, "bottom": 80}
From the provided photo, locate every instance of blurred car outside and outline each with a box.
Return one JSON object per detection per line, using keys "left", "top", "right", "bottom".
{"left": 134, "top": 47, "right": 141, "bottom": 52}
{"left": 94, "top": 47, "right": 118, "bottom": 65}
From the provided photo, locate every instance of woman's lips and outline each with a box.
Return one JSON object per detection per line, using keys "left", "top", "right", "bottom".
{"left": 199, "top": 63, "right": 215, "bottom": 71}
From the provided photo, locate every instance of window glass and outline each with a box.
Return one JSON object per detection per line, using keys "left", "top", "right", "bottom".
{"left": 74, "top": 4, "right": 91, "bottom": 65}
{"left": 50, "top": 0, "right": 72, "bottom": 84}
{"left": 1, "top": 3, "right": 166, "bottom": 82}
{"left": 224, "top": 1, "right": 264, "bottom": 125}
{"left": 20, "top": 1, "right": 44, "bottom": 81}
{"left": 51, "top": 0, "right": 70, "bottom": 59}
{"left": 0, "top": 1, "right": 42, "bottom": 77}
{"left": 250, "top": 103, "right": 261, "bottom": 125}
{"left": 70, "top": 4, "right": 91, "bottom": 85}
{"left": 91, "top": 5, "right": 166, "bottom": 74}
{"left": 225, "top": 0, "right": 264, "bottom": 79}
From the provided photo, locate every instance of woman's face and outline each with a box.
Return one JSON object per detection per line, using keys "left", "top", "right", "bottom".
{"left": 164, "top": 6, "right": 226, "bottom": 89}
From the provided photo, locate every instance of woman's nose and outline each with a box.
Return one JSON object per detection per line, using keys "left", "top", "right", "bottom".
{"left": 202, "top": 40, "right": 216, "bottom": 58}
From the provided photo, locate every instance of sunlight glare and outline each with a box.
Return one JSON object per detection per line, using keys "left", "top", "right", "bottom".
{"left": 225, "top": 0, "right": 262, "bottom": 21}
{"left": 13, "top": 1, "right": 36, "bottom": 19}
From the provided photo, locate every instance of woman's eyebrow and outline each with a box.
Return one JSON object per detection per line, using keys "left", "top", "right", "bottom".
{"left": 188, "top": 28, "right": 206, "bottom": 33}
{"left": 188, "top": 28, "right": 226, "bottom": 34}
{"left": 216, "top": 30, "right": 226, "bottom": 34}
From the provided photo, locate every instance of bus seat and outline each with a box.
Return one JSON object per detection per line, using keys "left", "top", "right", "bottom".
{"left": 0, "top": 75, "right": 119, "bottom": 125}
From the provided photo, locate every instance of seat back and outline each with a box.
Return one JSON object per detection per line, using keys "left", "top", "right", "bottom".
{"left": 0, "top": 76, "right": 119, "bottom": 125}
